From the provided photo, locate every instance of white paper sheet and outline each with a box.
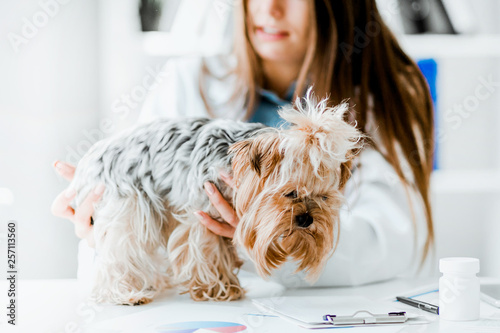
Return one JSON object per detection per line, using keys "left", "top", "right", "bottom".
{"left": 87, "top": 303, "right": 252, "bottom": 332}
{"left": 252, "top": 296, "right": 428, "bottom": 329}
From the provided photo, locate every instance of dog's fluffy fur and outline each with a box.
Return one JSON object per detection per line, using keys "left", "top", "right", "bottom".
{"left": 70, "top": 90, "right": 363, "bottom": 305}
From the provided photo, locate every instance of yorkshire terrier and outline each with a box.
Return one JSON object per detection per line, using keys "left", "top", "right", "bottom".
{"left": 69, "top": 90, "right": 363, "bottom": 305}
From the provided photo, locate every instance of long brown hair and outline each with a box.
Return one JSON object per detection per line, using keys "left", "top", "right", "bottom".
{"left": 202, "top": 0, "right": 435, "bottom": 262}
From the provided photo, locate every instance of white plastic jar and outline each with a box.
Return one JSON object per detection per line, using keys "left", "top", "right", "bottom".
{"left": 439, "top": 257, "right": 480, "bottom": 321}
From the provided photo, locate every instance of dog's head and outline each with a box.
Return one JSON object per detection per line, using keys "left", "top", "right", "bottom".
{"left": 229, "top": 89, "right": 364, "bottom": 281}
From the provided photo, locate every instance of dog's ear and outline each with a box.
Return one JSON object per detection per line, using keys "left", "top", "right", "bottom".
{"left": 228, "top": 139, "right": 252, "bottom": 181}
{"left": 229, "top": 132, "right": 282, "bottom": 180}
{"left": 337, "top": 147, "right": 362, "bottom": 191}
{"left": 338, "top": 159, "right": 352, "bottom": 191}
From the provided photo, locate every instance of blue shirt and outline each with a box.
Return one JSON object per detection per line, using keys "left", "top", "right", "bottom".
{"left": 248, "top": 84, "right": 296, "bottom": 128}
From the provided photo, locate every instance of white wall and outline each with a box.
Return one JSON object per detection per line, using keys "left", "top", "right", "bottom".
{"left": 97, "top": 0, "right": 155, "bottom": 133}
{"left": 431, "top": 43, "right": 500, "bottom": 278}
{"left": 0, "top": 0, "right": 100, "bottom": 278}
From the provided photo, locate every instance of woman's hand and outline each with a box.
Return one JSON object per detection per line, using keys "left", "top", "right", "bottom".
{"left": 51, "top": 161, "right": 104, "bottom": 248}
{"left": 194, "top": 172, "right": 239, "bottom": 239}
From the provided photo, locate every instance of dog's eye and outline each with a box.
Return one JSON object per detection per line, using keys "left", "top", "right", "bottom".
{"left": 322, "top": 196, "right": 328, "bottom": 201}
{"left": 285, "top": 191, "right": 298, "bottom": 199}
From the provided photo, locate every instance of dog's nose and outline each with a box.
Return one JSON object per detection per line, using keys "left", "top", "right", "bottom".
{"left": 295, "top": 213, "right": 313, "bottom": 228}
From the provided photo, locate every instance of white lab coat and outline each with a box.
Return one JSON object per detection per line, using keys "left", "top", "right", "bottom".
{"left": 78, "top": 55, "right": 430, "bottom": 287}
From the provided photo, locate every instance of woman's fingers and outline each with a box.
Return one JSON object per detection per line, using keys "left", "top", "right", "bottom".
{"left": 219, "top": 171, "right": 237, "bottom": 189}
{"left": 196, "top": 181, "right": 240, "bottom": 239}
{"left": 195, "top": 211, "right": 235, "bottom": 238}
{"left": 51, "top": 188, "right": 76, "bottom": 218}
{"left": 73, "top": 184, "right": 105, "bottom": 238}
{"left": 74, "top": 220, "right": 92, "bottom": 239}
{"left": 53, "top": 161, "right": 76, "bottom": 181}
{"left": 203, "top": 182, "right": 239, "bottom": 228}
{"left": 51, "top": 160, "right": 102, "bottom": 248}
{"left": 85, "top": 232, "right": 96, "bottom": 248}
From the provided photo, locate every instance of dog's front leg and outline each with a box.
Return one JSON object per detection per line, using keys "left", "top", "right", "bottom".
{"left": 167, "top": 221, "right": 244, "bottom": 301}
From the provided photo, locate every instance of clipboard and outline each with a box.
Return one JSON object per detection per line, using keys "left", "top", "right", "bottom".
{"left": 323, "top": 310, "right": 407, "bottom": 326}
{"left": 252, "top": 296, "right": 423, "bottom": 329}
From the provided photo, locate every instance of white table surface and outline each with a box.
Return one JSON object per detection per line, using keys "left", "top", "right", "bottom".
{"left": 1, "top": 274, "right": 499, "bottom": 332}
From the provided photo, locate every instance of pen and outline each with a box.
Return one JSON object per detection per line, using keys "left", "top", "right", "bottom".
{"left": 396, "top": 296, "right": 439, "bottom": 315}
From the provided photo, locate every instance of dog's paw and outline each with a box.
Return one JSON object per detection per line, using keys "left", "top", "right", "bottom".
{"left": 124, "top": 297, "right": 152, "bottom": 306}
{"left": 189, "top": 283, "right": 244, "bottom": 302}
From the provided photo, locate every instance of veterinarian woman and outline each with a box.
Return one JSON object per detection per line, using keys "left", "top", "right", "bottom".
{"left": 52, "top": 0, "right": 435, "bottom": 286}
